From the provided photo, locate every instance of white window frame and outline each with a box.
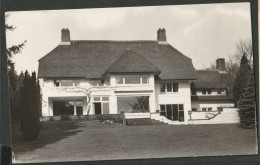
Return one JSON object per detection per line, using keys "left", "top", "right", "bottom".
{"left": 92, "top": 96, "right": 110, "bottom": 114}
{"left": 160, "top": 83, "right": 179, "bottom": 93}
{"left": 115, "top": 75, "right": 149, "bottom": 85}
{"left": 54, "top": 79, "right": 81, "bottom": 87}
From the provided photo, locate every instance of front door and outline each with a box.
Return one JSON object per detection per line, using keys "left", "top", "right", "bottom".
{"left": 94, "top": 103, "right": 102, "bottom": 114}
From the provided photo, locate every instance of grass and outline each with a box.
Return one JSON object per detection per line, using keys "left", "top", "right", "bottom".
{"left": 12, "top": 120, "right": 257, "bottom": 163}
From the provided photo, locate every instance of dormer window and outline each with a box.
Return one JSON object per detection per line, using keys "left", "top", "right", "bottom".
{"left": 115, "top": 75, "right": 149, "bottom": 85}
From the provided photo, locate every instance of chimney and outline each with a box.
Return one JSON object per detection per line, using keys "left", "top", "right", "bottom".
{"left": 216, "top": 58, "right": 226, "bottom": 72}
{"left": 61, "top": 28, "right": 70, "bottom": 45}
{"left": 157, "top": 28, "right": 167, "bottom": 42}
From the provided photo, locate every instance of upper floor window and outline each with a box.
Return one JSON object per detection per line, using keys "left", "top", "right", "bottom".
{"left": 217, "top": 89, "right": 224, "bottom": 94}
{"left": 202, "top": 89, "right": 212, "bottom": 95}
{"left": 116, "top": 75, "right": 149, "bottom": 85}
{"left": 54, "top": 80, "right": 80, "bottom": 87}
{"left": 161, "top": 83, "right": 178, "bottom": 93}
{"left": 191, "top": 89, "right": 196, "bottom": 95}
{"left": 90, "top": 80, "right": 103, "bottom": 87}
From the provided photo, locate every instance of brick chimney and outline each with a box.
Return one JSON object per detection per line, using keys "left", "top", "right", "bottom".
{"left": 157, "top": 28, "right": 167, "bottom": 42}
{"left": 216, "top": 58, "right": 226, "bottom": 72}
{"left": 61, "top": 28, "right": 70, "bottom": 45}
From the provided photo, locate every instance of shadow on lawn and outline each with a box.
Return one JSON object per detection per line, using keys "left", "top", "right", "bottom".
{"left": 12, "top": 120, "right": 84, "bottom": 153}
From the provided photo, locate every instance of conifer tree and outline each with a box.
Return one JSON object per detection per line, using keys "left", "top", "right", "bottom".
{"left": 20, "top": 71, "right": 41, "bottom": 141}
{"left": 238, "top": 71, "right": 256, "bottom": 128}
{"left": 233, "top": 54, "right": 251, "bottom": 107}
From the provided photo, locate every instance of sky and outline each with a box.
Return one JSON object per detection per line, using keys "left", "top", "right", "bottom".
{"left": 5, "top": 2, "right": 252, "bottom": 74}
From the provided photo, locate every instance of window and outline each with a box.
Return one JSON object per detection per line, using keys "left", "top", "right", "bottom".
{"left": 217, "top": 107, "right": 223, "bottom": 111}
{"left": 60, "top": 80, "right": 73, "bottom": 86}
{"left": 166, "top": 84, "right": 172, "bottom": 92}
{"left": 54, "top": 80, "right": 60, "bottom": 87}
{"left": 192, "top": 108, "right": 197, "bottom": 111}
{"left": 125, "top": 75, "right": 140, "bottom": 84}
{"left": 208, "top": 107, "right": 212, "bottom": 111}
{"left": 160, "top": 83, "right": 179, "bottom": 93}
{"left": 116, "top": 75, "right": 149, "bottom": 85}
{"left": 54, "top": 79, "right": 81, "bottom": 87}
{"left": 117, "top": 96, "right": 149, "bottom": 113}
{"left": 141, "top": 75, "right": 149, "bottom": 84}
{"left": 191, "top": 89, "right": 196, "bottom": 95}
{"left": 202, "top": 90, "right": 206, "bottom": 95}
{"left": 207, "top": 90, "right": 212, "bottom": 95}
{"left": 91, "top": 80, "right": 102, "bottom": 86}
{"left": 160, "top": 84, "right": 166, "bottom": 92}
{"left": 217, "top": 89, "right": 224, "bottom": 94}
{"left": 116, "top": 76, "right": 124, "bottom": 84}
{"left": 202, "top": 108, "right": 207, "bottom": 111}
{"left": 159, "top": 104, "right": 184, "bottom": 122}
{"left": 93, "top": 96, "right": 110, "bottom": 114}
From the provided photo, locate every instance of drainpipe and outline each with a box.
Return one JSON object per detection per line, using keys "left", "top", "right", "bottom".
{"left": 74, "top": 100, "right": 77, "bottom": 115}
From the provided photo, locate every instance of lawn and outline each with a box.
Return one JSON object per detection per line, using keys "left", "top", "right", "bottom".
{"left": 12, "top": 120, "right": 257, "bottom": 163}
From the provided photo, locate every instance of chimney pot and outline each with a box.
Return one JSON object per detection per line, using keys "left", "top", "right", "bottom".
{"left": 61, "top": 28, "right": 70, "bottom": 43}
{"left": 157, "top": 28, "right": 167, "bottom": 42}
{"left": 216, "top": 58, "right": 226, "bottom": 72}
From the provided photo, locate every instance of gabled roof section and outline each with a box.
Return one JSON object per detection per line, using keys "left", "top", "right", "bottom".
{"left": 38, "top": 40, "right": 198, "bottom": 80}
{"left": 105, "top": 49, "right": 160, "bottom": 74}
{"left": 191, "top": 70, "right": 228, "bottom": 89}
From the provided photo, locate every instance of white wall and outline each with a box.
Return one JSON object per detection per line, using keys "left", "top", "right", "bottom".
{"left": 191, "top": 101, "right": 235, "bottom": 111}
{"left": 155, "top": 81, "right": 192, "bottom": 124}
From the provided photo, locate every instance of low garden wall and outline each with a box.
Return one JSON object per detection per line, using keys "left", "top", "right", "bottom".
{"left": 189, "top": 111, "right": 220, "bottom": 120}
{"left": 40, "top": 114, "right": 124, "bottom": 124}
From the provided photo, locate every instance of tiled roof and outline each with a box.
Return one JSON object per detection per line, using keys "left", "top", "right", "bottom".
{"left": 38, "top": 40, "right": 197, "bottom": 80}
{"left": 191, "top": 70, "right": 228, "bottom": 89}
{"left": 105, "top": 49, "right": 160, "bottom": 74}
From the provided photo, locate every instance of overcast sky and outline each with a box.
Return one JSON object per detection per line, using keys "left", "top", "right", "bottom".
{"left": 6, "top": 2, "right": 252, "bottom": 74}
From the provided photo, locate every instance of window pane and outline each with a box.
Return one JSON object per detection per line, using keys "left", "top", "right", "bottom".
{"left": 167, "top": 84, "right": 172, "bottom": 92}
{"left": 94, "top": 97, "right": 100, "bottom": 101}
{"left": 142, "top": 75, "right": 149, "bottom": 84}
{"left": 91, "top": 80, "right": 102, "bottom": 86}
{"left": 191, "top": 89, "right": 196, "bottom": 95}
{"left": 202, "top": 108, "right": 207, "bottom": 111}
{"left": 173, "top": 83, "right": 178, "bottom": 92}
{"left": 160, "top": 105, "right": 165, "bottom": 111}
{"left": 102, "top": 97, "right": 109, "bottom": 101}
{"left": 160, "top": 84, "right": 166, "bottom": 92}
{"left": 125, "top": 75, "right": 140, "bottom": 84}
{"left": 54, "top": 80, "right": 60, "bottom": 87}
{"left": 74, "top": 80, "right": 81, "bottom": 86}
{"left": 179, "top": 104, "right": 184, "bottom": 111}
{"left": 116, "top": 76, "right": 123, "bottom": 84}
{"left": 202, "top": 90, "right": 206, "bottom": 95}
{"left": 192, "top": 108, "right": 197, "bottom": 111}
{"left": 103, "top": 103, "right": 110, "bottom": 114}
{"left": 60, "top": 80, "right": 73, "bottom": 86}
{"left": 207, "top": 90, "right": 212, "bottom": 94}
{"left": 208, "top": 107, "right": 212, "bottom": 111}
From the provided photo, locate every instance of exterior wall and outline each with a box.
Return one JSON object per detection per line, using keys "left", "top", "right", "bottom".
{"left": 155, "top": 81, "right": 192, "bottom": 124}
{"left": 191, "top": 101, "right": 235, "bottom": 111}
{"left": 40, "top": 74, "right": 157, "bottom": 116}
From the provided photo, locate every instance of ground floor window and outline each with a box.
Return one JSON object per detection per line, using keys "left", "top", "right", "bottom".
{"left": 93, "top": 96, "right": 110, "bottom": 114}
{"left": 160, "top": 104, "right": 184, "bottom": 122}
{"left": 201, "top": 107, "right": 213, "bottom": 111}
{"left": 117, "top": 96, "right": 150, "bottom": 113}
{"left": 53, "top": 100, "right": 83, "bottom": 116}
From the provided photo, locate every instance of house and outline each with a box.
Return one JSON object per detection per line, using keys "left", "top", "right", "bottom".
{"left": 38, "top": 28, "right": 235, "bottom": 124}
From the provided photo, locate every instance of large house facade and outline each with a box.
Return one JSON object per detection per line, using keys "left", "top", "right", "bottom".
{"left": 38, "top": 28, "right": 235, "bottom": 124}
